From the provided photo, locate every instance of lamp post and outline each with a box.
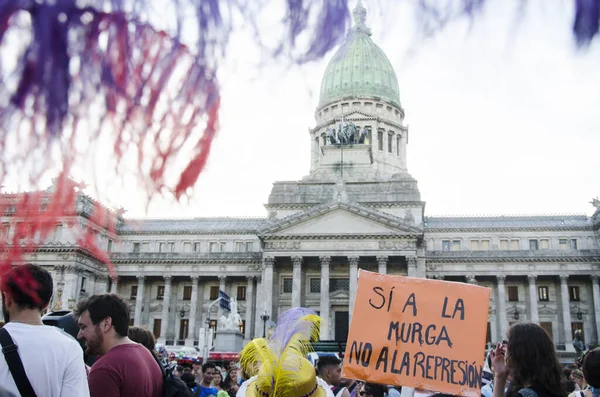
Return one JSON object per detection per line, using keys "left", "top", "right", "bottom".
{"left": 260, "top": 310, "right": 270, "bottom": 338}
{"left": 180, "top": 309, "right": 185, "bottom": 318}
{"left": 513, "top": 306, "right": 520, "bottom": 321}
{"left": 576, "top": 306, "right": 583, "bottom": 321}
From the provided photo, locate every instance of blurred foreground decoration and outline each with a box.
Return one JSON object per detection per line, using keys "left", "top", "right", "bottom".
{"left": 0, "top": 0, "right": 598, "bottom": 295}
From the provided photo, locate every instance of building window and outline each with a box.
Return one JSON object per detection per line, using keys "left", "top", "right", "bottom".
{"left": 209, "top": 242, "right": 217, "bottom": 253}
{"left": 569, "top": 286, "right": 580, "bottom": 302}
{"left": 499, "top": 239, "right": 508, "bottom": 250}
{"left": 396, "top": 135, "right": 401, "bottom": 156}
{"left": 246, "top": 242, "right": 254, "bottom": 252}
{"left": 571, "top": 322, "right": 584, "bottom": 341}
{"left": 130, "top": 285, "right": 138, "bottom": 300}
{"left": 561, "top": 239, "right": 578, "bottom": 249}
{"left": 107, "top": 239, "right": 113, "bottom": 252}
{"left": 540, "top": 322, "right": 553, "bottom": 340}
{"left": 442, "top": 240, "right": 461, "bottom": 251}
{"left": 529, "top": 239, "right": 538, "bottom": 251}
{"left": 157, "top": 286, "right": 165, "bottom": 300}
{"left": 486, "top": 322, "right": 492, "bottom": 344}
{"left": 183, "top": 286, "right": 193, "bottom": 300}
{"left": 219, "top": 242, "right": 227, "bottom": 252}
{"left": 377, "top": 130, "right": 383, "bottom": 151}
{"left": 570, "top": 239, "right": 578, "bottom": 249}
{"left": 235, "top": 242, "right": 244, "bottom": 252}
{"left": 538, "top": 286, "right": 549, "bottom": 301}
{"left": 510, "top": 239, "right": 520, "bottom": 250}
{"left": 209, "top": 286, "right": 219, "bottom": 300}
{"left": 239, "top": 320, "right": 246, "bottom": 335}
{"left": 153, "top": 319, "right": 162, "bottom": 339}
{"left": 132, "top": 242, "right": 140, "bottom": 253}
{"left": 130, "top": 318, "right": 135, "bottom": 326}
{"left": 193, "top": 242, "right": 201, "bottom": 252}
{"left": 159, "top": 242, "right": 166, "bottom": 252}
{"left": 471, "top": 239, "right": 490, "bottom": 251}
{"left": 80, "top": 277, "right": 87, "bottom": 293}
{"left": 388, "top": 132, "right": 393, "bottom": 153}
{"left": 310, "top": 278, "right": 321, "bottom": 293}
{"left": 507, "top": 286, "right": 519, "bottom": 302}
{"left": 539, "top": 239, "right": 549, "bottom": 249}
{"left": 237, "top": 286, "right": 246, "bottom": 301}
{"left": 283, "top": 278, "right": 293, "bottom": 293}
{"left": 331, "top": 278, "right": 350, "bottom": 292}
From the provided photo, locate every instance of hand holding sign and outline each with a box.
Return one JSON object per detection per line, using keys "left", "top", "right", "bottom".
{"left": 342, "top": 271, "right": 491, "bottom": 397}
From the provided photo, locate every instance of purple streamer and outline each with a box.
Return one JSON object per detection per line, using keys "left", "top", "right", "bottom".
{"left": 269, "top": 307, "right": 319, "bottom": 355}
{"left": 574, "top": 0, "right": 600, "bottom": 45}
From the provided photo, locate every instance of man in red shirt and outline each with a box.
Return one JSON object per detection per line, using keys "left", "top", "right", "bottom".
{"left": 75, "top": 294, "right": 163, "bottom": 397}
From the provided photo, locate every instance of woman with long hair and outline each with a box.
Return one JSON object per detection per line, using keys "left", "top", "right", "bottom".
{"left": 491, "top": 323, "right": 566, "bottom": 397}
{"left": 212, "top": 371, "right": 224, "bottom": 391}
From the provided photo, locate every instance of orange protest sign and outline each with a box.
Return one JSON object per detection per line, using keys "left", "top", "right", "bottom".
{"left": 342, "top": 271, "right": 491, "bottom": 397}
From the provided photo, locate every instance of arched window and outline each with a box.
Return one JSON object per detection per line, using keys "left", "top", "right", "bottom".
{"left": 377, "top": 130, "right": 384, "bottom": 151}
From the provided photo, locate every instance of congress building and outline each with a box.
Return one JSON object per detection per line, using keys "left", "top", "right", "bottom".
{"left": 1, "top": 2, "right": 599, "bottom": 359}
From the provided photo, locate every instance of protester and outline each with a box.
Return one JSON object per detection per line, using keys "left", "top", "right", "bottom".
{"left": 193, "top": 362, "right": 219, "bottom": 397}
{"left": 181, "top": 372, "right": 198, "bottom": 390}
{"left": 359, "top": 382, "right": 386, "bottom": 397}
{"left": 213, "top": 371, "right": 224, "bottom": 391}
{"left": 175, "top": 365, "right": 185, "bottom": 377}
{"left": 0, "top": 264, "right": 89, "bottom": 396}
{"left": 193, "top": 359, "right": 204, "bottom": 383}
{"left": 574, "top": 330, "right": 586, "bottom": 355}
{"left": 223, "top": 367, "right": 239, "bottom": 390}
{"left": 571, "top": 369, "right": 586, "bottom": 391}
{"left": 577, "top": 348, "right": 600, "bottom": 397}
{"left": 317, "top": 355, "right": 350, "bottom": 397}
{"left": 128, "top": 326, "right": 156, "bottom": 352}
{"left": 75, "top": 293, "right": 163, "bottom": 397}
{"left": 491, "top": 323, "right": 566, "bottom": 397}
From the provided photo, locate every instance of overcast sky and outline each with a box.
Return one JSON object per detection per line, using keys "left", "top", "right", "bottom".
{"left": 97, "top": 0, "right": 600, "bottom": 219}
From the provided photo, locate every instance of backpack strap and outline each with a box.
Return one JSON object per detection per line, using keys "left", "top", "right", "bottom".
{"left": 0, "top": 328, "right": 38, "bottom": 397}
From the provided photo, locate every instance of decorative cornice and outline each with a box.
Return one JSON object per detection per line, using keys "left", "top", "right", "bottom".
{"left": 425, "top": 226, "right": 593, "bottom": 233}
{"left": 110, "top": 251, "right": 262, "bottom": 264}
{"left": 260, "top": 200, "right": 422, "bottom": 236}
{"left": 425, "top": 250, "right": 600, "bottom": 264}
{"left": 264, "top": 234, "right": 422, "bottom": 240}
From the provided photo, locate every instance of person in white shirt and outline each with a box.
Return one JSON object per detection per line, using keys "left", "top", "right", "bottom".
{"left": 0, "top": 264, "right": 89, "bottom": 397}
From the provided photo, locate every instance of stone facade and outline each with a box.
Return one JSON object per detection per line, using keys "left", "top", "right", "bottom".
{"left": 0, "top": 3, "right": 599, "bottom": 357}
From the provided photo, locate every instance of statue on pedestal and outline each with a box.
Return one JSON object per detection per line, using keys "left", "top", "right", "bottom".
{"left": 218, "top": 297, "right": 242, "bottom": 332}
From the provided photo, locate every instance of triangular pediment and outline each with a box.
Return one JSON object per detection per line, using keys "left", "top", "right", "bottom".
{"left": 260, "top": 201, "right": 421, "bottom": 237}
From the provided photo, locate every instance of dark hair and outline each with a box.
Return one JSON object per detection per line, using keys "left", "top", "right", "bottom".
{"left": 583, "top": 348, "right": 600, "bottom": 388}
{"left": 176, "top": 365, "right": 184, "bottom": 373}
{"left": 180, "top": 372, "right": 196, "bottom": 389}
{"left": 363, "top": 383, "right": 386, "bottom": 397}
{"left": 505, "top": 323, "right": 566, "bottom": 397}
{"left": 564, "top": 380, "right": 577, "bottom": 393}
{"left": 202, "top": 362, "right": 216, "bottom": 373}
{"left": 128, "top": 326, "right": 155, "bottom": 351}
{"left": 1, "top": 264, "right": 53, "bottom": 309}
{"left": 316, "top": 355, "right": 342, "bottom": 375}
{"left": 74, "top": 293, "right": 130, "bottom": 337}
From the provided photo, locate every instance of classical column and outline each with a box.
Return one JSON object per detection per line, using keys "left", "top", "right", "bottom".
{"left": 292, "top": 256, "right": 303, "bottom": 308}
{"left": 185, "top": 276, "right": 200, "bottom": 346}
{"left": 591, "top": 275, "right": 600, "bottom": 345}
{"left": 110, "top": 276, "right": 118, "bottom": 294}
{"left": 157, "top": 275, "right": 172, "bottom": 344}
{"left": 134, "top": 275, "right": 145, "bottom": 326}
{"left": 254, "top": 276, "right": 264, "bottom": 338}
{"left": 560, "top": 275, "right": 574, "bottom": 351}
{"left": 245, "top": 276, "right": 255, "bottom": 340}
{"left": 217, "top": 275, "right": 226, "bottom": 319}
{"left": 528, "top": 275, "right": 539, "bottom": 324}
{"left": 319, "top": 256, "right": 331, "bottom": 340}
{"left": 348, "top": 256, "right": 359, "bottom": 325}
{"left": 263, "top": 258, "right": 274, "bottom": 318}
{"left": 376, "top": 256, "right": 388, "bottom": 275}
{"left": 466, "top": 275, "right": 478, "bottom": 285}
{"left": 497, "top": 275, "right": 508, "bottom": 339}
{"left": 407, "top": 256, "right": 417, "bottom": 278}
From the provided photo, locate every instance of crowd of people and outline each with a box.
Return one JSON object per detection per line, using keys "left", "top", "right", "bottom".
{"left": 1, "top": 264, "right": 600, "bottom": 397}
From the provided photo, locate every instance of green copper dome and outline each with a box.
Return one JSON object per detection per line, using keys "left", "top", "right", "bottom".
{"left": 318, "top": 1, "right": 401, "bottom": 108}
